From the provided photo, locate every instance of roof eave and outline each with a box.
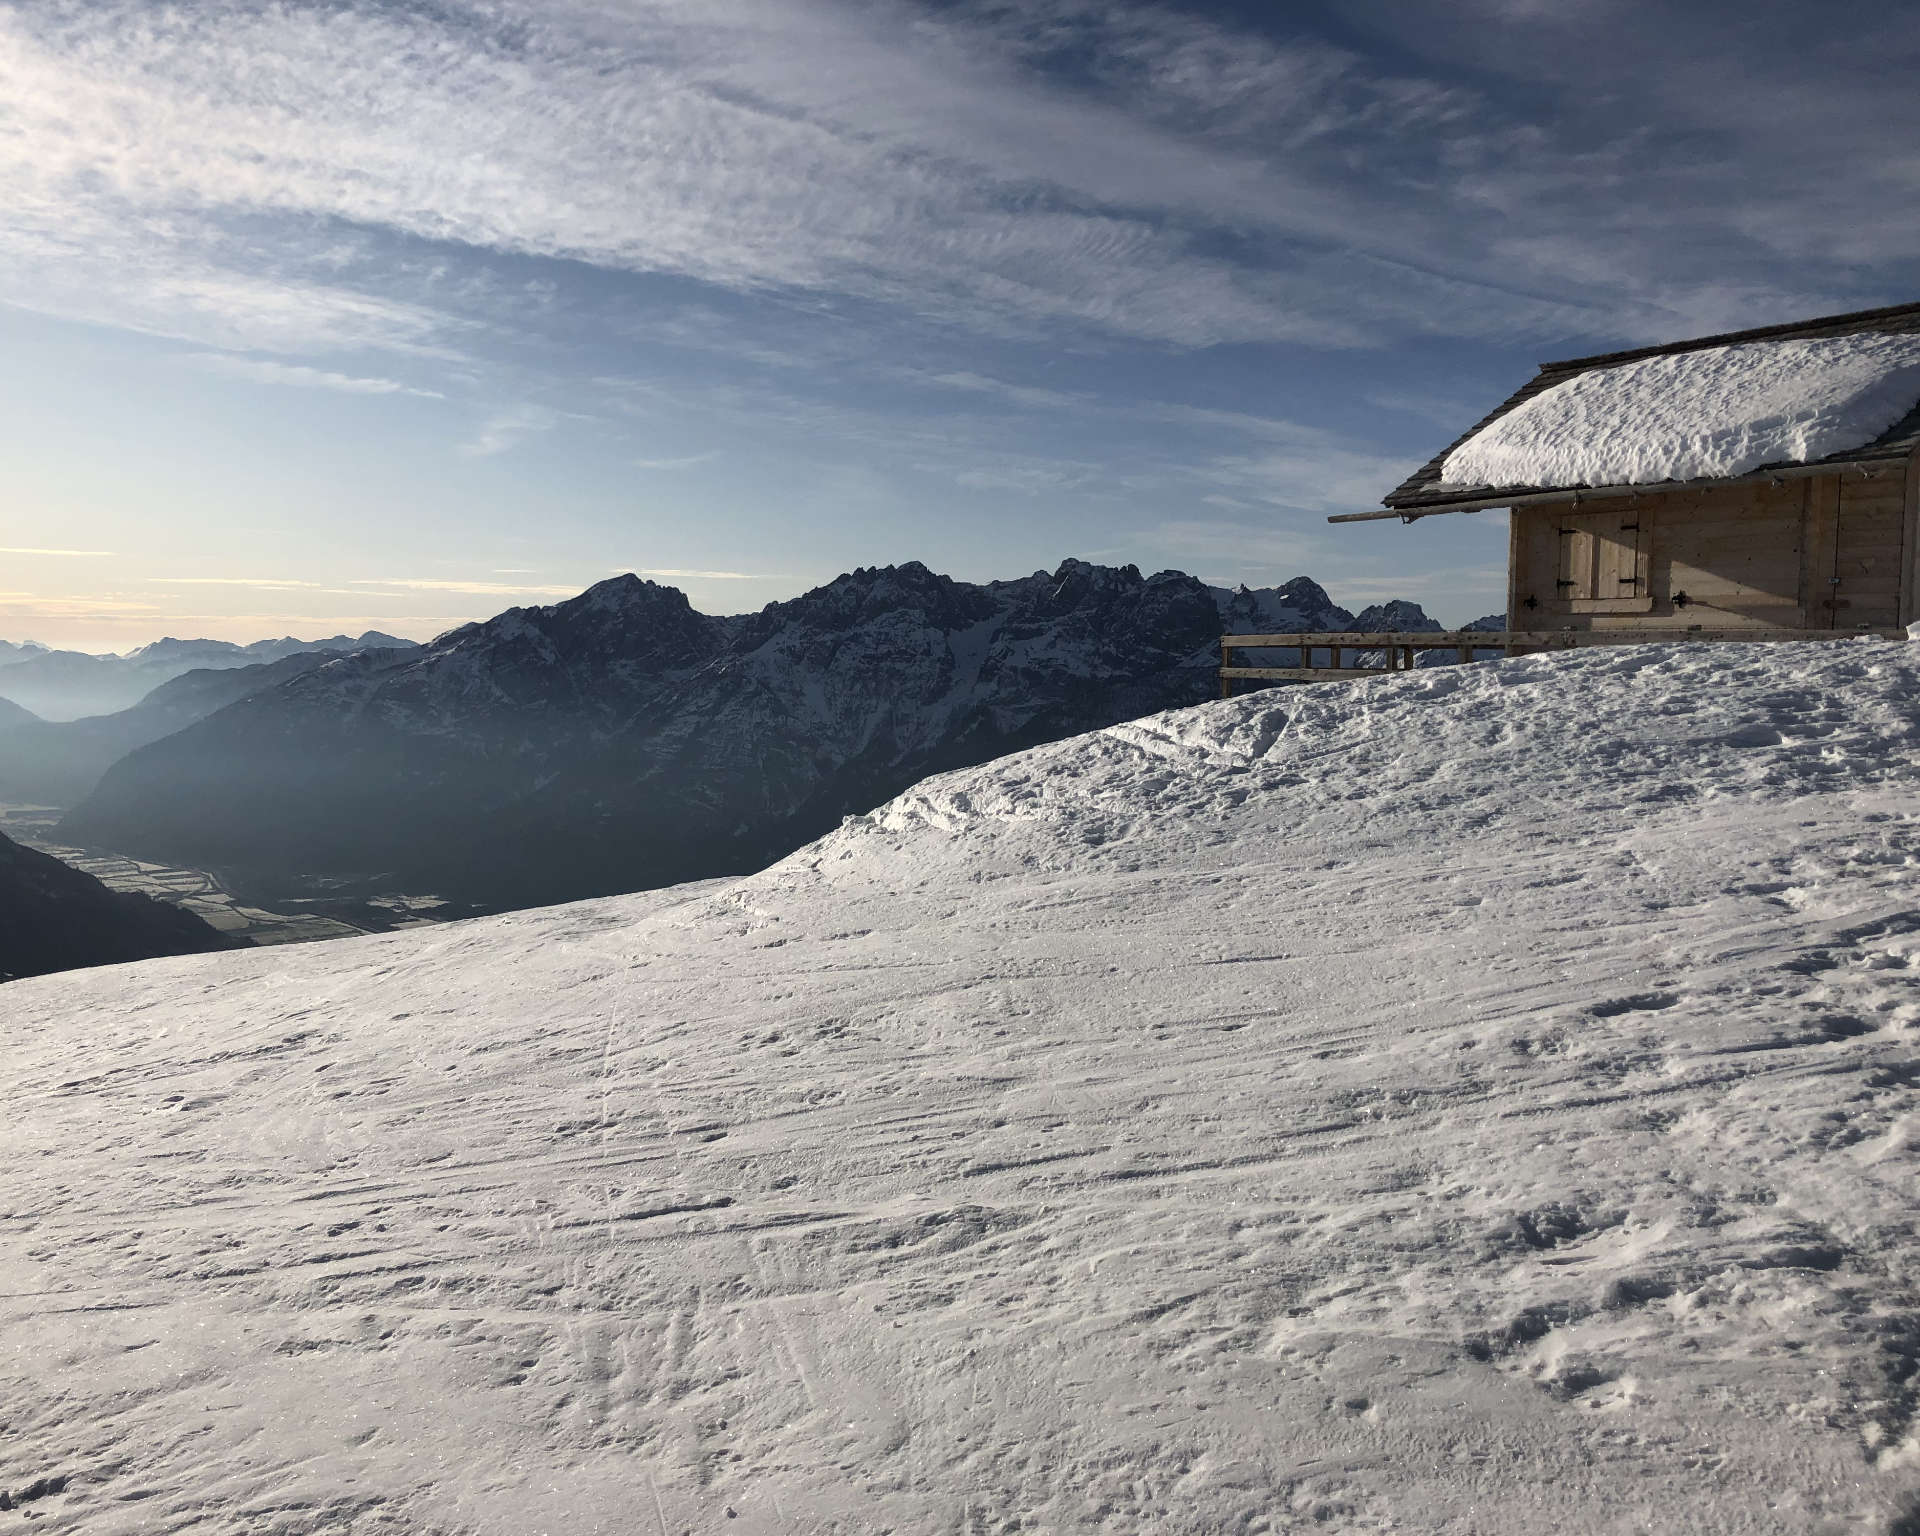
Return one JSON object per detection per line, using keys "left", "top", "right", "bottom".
{"left": 1334, "top": 450, "right": 1913, "bottom": 525}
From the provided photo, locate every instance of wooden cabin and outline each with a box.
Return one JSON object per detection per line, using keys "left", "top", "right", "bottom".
{"left": 1341, "top": 301, "right": 1920, "bottom": 635}
{"left": 1220, "top": 303, "right": 1920, "bottom": 693}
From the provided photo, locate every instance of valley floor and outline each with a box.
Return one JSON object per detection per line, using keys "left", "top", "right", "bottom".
{"left": 0, "top": 804, "right": 459, "bottom": 947}
{"left": 5, "top": 640, "right": 1920, "bottom": 1533}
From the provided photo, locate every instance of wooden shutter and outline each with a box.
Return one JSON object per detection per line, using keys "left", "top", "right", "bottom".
{"left": 1557, "top": 508, "right": 1653, "bottom": 613}
{"left": 1556, "top": 520, "right": 1597, "bottom": 602}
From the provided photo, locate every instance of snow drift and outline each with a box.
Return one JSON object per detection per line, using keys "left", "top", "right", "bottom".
{"left": 6, "top": 639, "right": 1920, "bottom": 1532}
{"left": 1441, "top": 331, "right": 1920, "bottom": 490}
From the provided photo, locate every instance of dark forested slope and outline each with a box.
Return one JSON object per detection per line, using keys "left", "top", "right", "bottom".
{"left": 0, "top": 832, "right": 238, "bottom": 981}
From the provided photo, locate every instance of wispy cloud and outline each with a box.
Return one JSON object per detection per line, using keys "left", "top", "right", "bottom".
{"left": 952, "top": 462, "right": 1101, "bottom": 495}
{"left": 351, "top": 577, "right": 583, "bottom": 597}
{"left": 184, "top": 354, "right": 445, "bottom": 398}
{"left": 925, "top": 371, "right": 1094, "bottom": 413}
{"left": 630, "top": 568, "right": 786, "bottom": 582}
{"left": 0, "top": 546, "right": 118, "bottom": 558}
{"left": 0, "top": 593, "right": 160, "bottom": 617}
{"left": 461, "top": 406, "right": 556, "bottom": 458}
{"left": 1131, "top": 517, "right": 1328, "bottom": 577}
{"left": 0, "top": 0, "right": 1636, "bottom": 359}
{"left": 152, "top": 577, "right": 336, "bottom": 590}
{"left": 633, "top": 452, "right": 719, "bottom": 471}
{"left": 3, "top": 0, "right": 1905, "bottom": 377}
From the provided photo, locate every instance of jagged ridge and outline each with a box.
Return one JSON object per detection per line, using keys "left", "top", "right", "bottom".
{"left": 62, "top": 561, "right": 1232, "bottom": 909}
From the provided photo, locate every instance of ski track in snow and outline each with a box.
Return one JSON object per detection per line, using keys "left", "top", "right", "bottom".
{"left": 5, "top": 640, "right": 1920, "bottom": 1533}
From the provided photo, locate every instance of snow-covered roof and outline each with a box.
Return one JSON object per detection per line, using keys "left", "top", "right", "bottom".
{"left": 1441, "top": 332, "right": 1920, "bottom": 491}
{"left": 1384, "top": 300, "right": 1920, "bottom": 512}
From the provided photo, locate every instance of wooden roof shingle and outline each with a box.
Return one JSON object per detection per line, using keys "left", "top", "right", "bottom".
{"left": 1383, "top": 300, "right": 1920, "bottom": 513}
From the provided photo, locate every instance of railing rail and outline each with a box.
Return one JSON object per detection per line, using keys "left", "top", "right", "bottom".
{"left": 1219, "top": 627, "right": 1906, "bottom": 697}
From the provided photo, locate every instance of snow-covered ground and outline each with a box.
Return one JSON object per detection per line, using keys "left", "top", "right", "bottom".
{"left": 7, "top": 640, "right": 1920, "bottom": 1533}
{"left": 1441, "top": 331, "right": 1920, "bottom": 489}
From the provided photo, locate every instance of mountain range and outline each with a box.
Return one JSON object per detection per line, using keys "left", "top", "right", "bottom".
{"left": 60, "top": 561, "right": 1461, "bottom": 913}
{"left": 0, "top": 649, "right": 382, "bottom": 808}
{"left": 0, "top": 631, "right": 415, "bottom": 721}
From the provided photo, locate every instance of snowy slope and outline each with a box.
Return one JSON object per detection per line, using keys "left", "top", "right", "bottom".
{"left": 7, "top": 640, "right": 1920, "bottom": 1532}
{"left": 1442, "top": 331, "right": 1920, "bottom": 489}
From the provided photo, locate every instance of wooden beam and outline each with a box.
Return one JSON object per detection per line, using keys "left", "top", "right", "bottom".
{"left": 1506, "top": 505, "right": 1523, "bottom": 632}
{"left": 1902, "top": 448, "right": 1919, "bottom": 629}
{"left": 1220, "top": 627, "right": 1902, "bottom": 648}
{"left": 1800, "top": 474, "right": 1841, "bottom": 630}
{"left": 1221, "top": 666, "right": 1399, "bottom": 681}
{"left": 1329, "top": 454, "right": 1909, "bottom": 524}
{"left": 1223, "top": 630, "right": 1493, "bottom": 647}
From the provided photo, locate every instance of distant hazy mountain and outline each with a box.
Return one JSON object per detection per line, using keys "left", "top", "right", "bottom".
{"left": 239, "top": 632, "right": 415, "bottom": 663}
{"left": 0, "top": 693, "right": 38, "bottom": 729}
{"left": 0, "top": 649, "right": 362, "bottom": 808}
{"left": 0, "top": 640, "right": 48, "bottom": 666}
{"left": 120, "top": 637, "right": 260, "bottom": 672}
{"left": 1210, "top": 578, "right": 1448, "bottom": 645}
{"left": 65, "top": 561, "right": 1245, "bottom": 910}
{"left": 0, "top": 632, "right": 419, "bottom": 721}
{"left": 0, "top": 830, "right": 238, "bottom": 981}
{"left": 1210, "top": 582, "right": 1503, "bottom": 666}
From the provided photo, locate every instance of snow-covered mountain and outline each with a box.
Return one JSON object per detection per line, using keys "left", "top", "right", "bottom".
{"left": 8, "top": 638, "right": 1919, "bottom": 1531}
{"left": 238, "top": 631, "right": 416, "bottom": 663}
{"left": 119, "top": 637, "right": 262, "bottom": 671}
{"left": 0, "top": 632, "right": 420, "bottom": 722}
{"left": 62, "top": 561, "right": 1240, "bottom": 909}
{"left": 121, "top": 632, "right": 415, "bottom": 670}
{"left": 1207, "top": 573, "right": 1445, "bottom": 637}
{"left": 0, "top": 828, "right": 236, "bottom": 980}
{"left": 0, "top": 649, "right": 365, "bottom": 808}
{"left": 1209, "top": 577, "right": 1503, "bottom": 666}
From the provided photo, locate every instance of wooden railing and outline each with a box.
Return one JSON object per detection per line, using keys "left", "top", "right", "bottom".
{"left": 1219, "top": 627, "right": 1906, "bottom": 697}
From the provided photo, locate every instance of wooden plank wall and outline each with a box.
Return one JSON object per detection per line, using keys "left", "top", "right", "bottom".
{"left": 1650, "top": 480, "right": 1805, "bottom": 627}
{"left": 1800, "top": 476, "right": 1839, "bottom": 627}
{"left": 1835, "top": 470, "right": 1908, "bottom": 628}
{"left": 1904, "top": 448, "right": 1920, "bottom": 626}
{"left": 1507, "top": 466, "right": 1912, "bottom": 631}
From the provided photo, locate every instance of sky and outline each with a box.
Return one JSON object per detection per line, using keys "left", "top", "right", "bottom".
{"left": 3, "top": 0, "right": 1918, "bottom": 651}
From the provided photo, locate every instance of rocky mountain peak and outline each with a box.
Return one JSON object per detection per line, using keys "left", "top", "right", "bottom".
{"left": 416, "top": 573, "right": 718, "bottom": 693}
{"left": 1210, "top": 577, "right": 1354, "bottom": 635}
{"left": 1350, "top": 599, "right": 1442, "bottom": 632}
{"left": 738, "top": 562, "right": 995, "bottom": 648}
